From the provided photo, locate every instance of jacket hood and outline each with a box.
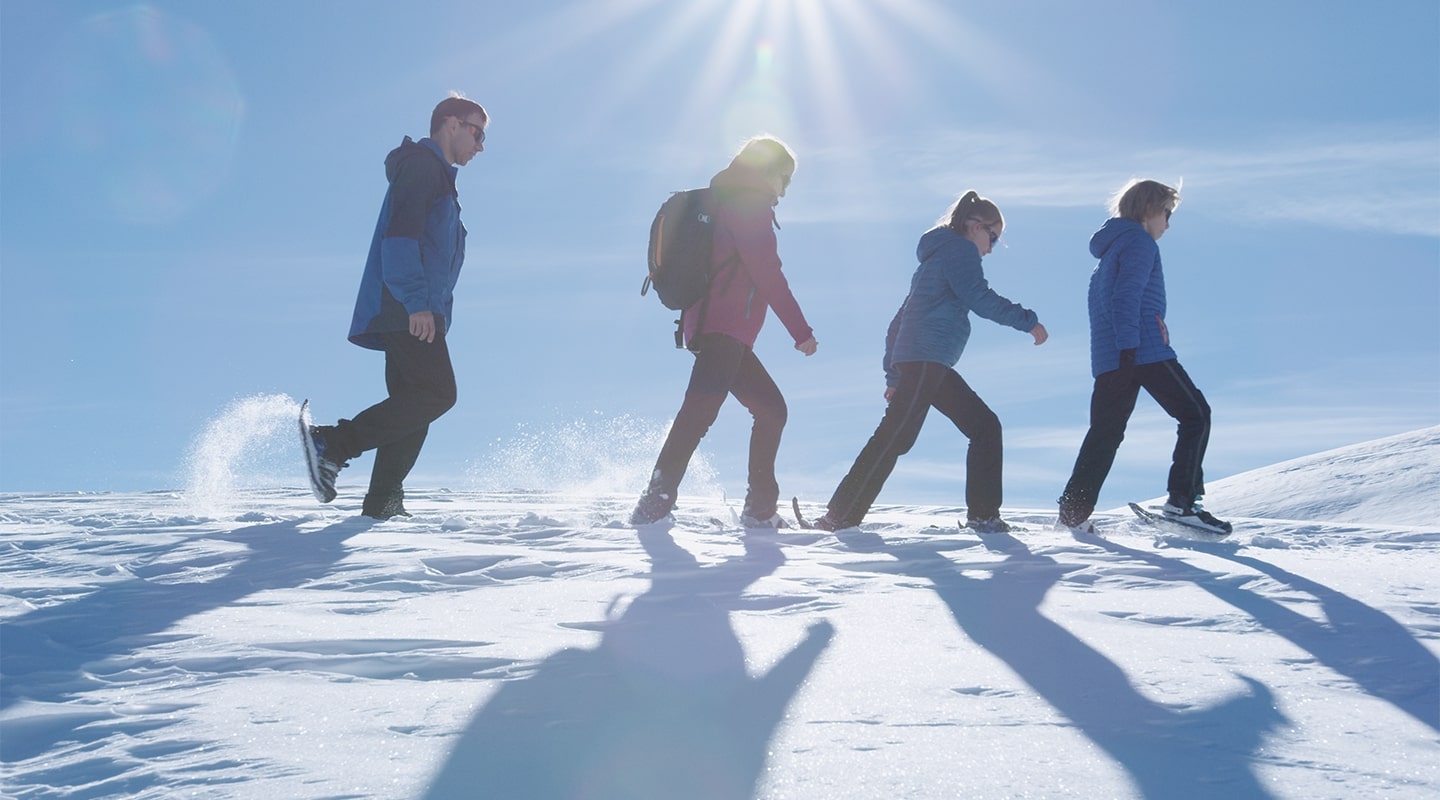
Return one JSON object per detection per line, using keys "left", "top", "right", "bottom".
{"left": 917, "top": 225, "right": 973, "bottom": 262}
{"left": 385, "top": 136, "right": 448, "bottom": 184}
{"left": 710, "top": 162, "right": 780, "bottom": 206}
{"left": 1089, "top": 217, "right": 1148, "bottom": 259}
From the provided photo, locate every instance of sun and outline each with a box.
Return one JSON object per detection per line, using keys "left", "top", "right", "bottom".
{"left": 521, "top": 0, "right": 979, "bottom": 159}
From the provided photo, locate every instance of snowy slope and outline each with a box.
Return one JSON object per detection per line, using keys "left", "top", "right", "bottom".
{"left": 1199, "top": 426, "right": 1440, "bottom": 526}
{"left": 1, "top": 425, "right": 1438, "bottom": 798}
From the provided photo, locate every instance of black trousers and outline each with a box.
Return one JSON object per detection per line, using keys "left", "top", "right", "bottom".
{"left": 647, "top": 333, "right": 788, "bottom": 516}
{"left": 825, "top": 361, "right": 1003, "bottom": 526}
{"left": 331, "top": 330, "right": 457, "bottom": 499}
{"left": 1060, "top": 358, "right": 1210, "bottom": 513}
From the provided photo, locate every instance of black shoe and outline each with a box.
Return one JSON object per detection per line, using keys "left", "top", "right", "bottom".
{"left": 1056, "top": 496, "right": 1093, "bottom": 530}
{"left": 1161, "top": 500, "right": 1232, "bottom": 535}
{"left": 363, "top": 489, "right": 411, "bottom": 520}
{"left": 741, "top": 512, "right": 789, "bottom": 529}
{"left": 629, "top": 490, "right": 675, "bottom": 526}
{"left": 808, "top": 513, "right": 847, "bottom": 532}
{"left": 965, "top": 516, "right": 1012, "bottom": 534}
{"left": 301, "top": 423, "right": 348, "bottom": 504}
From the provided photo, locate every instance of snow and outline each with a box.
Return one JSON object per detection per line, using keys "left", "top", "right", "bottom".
{"left": 2, "top": 407, "right": 1437, "bottom": 798}
{"left": 1198, "top": 425, "right": 1440, "bottom": 527}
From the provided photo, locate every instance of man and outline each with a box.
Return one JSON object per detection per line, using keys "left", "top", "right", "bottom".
{"left": 301, "top": 94, "right": 487, "bottom": 519}
{"left": 1056, "top": 179, "right": 1230, "bottom": 536}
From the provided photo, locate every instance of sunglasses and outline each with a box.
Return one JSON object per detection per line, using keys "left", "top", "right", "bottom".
{"left": 457, "top": 118, "right": 485, "bottom": 145}
{"left": 981, "top": 222, "right": 1001, "bottom": 245}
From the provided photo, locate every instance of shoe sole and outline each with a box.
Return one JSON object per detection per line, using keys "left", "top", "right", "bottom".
{"left": 1130, "top": 502, "right": 1230, "bottom": 537}
{"left": 1163, "top": 517, "right": 1232, "bottom": 536}
{"left": 298, "top": 400, "right": 336, "bottom": 504}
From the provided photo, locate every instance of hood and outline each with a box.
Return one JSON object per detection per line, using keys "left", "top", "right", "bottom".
{"left": 384, "top": 136, "right": 448, "bottom": 184}
{"left": 916, "top": 225, "right": 971, "bottom": 262}
{"left": 710, "top": 161, "right": 780, "bottom": 207}
{"left": 1089, "top": 217, "right": 1147, "bottom": 259}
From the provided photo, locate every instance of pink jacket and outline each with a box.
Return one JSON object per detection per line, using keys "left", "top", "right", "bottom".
{"left": 682, "top": 163, "right": 813, "bottom": 349}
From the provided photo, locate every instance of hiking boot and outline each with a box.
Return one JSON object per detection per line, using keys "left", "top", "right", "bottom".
{"left": 808, "top": 513, "right": 858, "bottom": 532}
{"left": 363, "top": 489, "right": 412, "bottom": 521}
{"left": 302, "top": 424, "right": 348, "bottom": 504}
{"left": 1056, "top": 498, "right": 1094, "bottom": 530}
{"left": 1161, "top": 499, "right": 1232, "bottom": 536}
{"left": 628, "top": 490, "right": 675, "bottom": 526}
{"left": 740, "top": 512, "right": 789, "bottom": 529}
{"left": 965, "top": 516, "right": 1013, "bottom": 534}
{"left": 1055, "top": 517, "right": 1096, "bottom": 534}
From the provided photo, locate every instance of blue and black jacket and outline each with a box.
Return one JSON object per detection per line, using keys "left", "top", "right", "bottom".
{"left": 348, "top": 137, "right": 467, "bottom": 350}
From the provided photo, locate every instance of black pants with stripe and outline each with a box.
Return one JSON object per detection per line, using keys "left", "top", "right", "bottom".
{"left": 825, "top": 361, "right": 1003, "bottom": 526}
{"left": 647, "top": 333, "right": 788, "bottom": 517}
{"left": 1060, "top": 358, "right": 1211, "bottom": 514}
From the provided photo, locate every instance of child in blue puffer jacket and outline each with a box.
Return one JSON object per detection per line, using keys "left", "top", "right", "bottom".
{"left": 1057, "top": 179, "right": 1231, "bottom": 535}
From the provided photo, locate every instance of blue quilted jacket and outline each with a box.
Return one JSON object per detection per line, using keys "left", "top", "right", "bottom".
{"left": 1087, "top": 218, "right": 1176, "bottom": 377}
{"left": 883, "top": 226, "right": 1038, "bottom": 386}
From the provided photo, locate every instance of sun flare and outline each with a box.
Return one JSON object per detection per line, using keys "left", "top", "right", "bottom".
{"left": 538, "top": 0, "right": 977, "bottom": 158}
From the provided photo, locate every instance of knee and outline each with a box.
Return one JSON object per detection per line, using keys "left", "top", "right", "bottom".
{"left": 765, "top": 397, "right": 788, "bottom": 428}
{"left": 749, "top": 394, "right": 787, "bottom": 430}
{"left": 429, "top": 383, "right": 457, "bottom": 418}
{"left": 1181, "top": 397, "right": 1210, "bottom": 428}
{"left": 974, "top": 409, "right": 1002, "bottom": 443}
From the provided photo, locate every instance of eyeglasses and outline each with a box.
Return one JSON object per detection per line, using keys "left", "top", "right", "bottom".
{"left": 1163, "top": 207, "right": 1173, "bottom": 221}
{"left": 456, "top": 118, "right": 485, "bottom": 145}
{"left": 981, "top": 222, "right": 1001, "bottom": 245}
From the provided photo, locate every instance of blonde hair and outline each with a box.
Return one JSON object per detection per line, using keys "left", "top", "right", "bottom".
{"left": 729, "top": 135, "right": 797, "bottom": 180}
{"left": 1110, "top": 179, "right": 1179, "bottom": 221}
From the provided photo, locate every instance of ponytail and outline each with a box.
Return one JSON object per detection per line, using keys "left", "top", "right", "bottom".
{"left": 942, "top": 190, "right": 1003, "bottom": 231}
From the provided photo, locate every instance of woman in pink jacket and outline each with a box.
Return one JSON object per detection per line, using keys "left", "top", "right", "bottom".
{"left": 630, "top": 136, "right": 818, "bottom": 527}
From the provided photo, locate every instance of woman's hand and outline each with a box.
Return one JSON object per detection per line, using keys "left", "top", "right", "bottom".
{"left": 1030, "top": 322, "right": 1049, "bottom": 345}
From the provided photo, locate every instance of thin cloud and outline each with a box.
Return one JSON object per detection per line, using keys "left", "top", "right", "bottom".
{"left": 795, "top": 124, "right": 1440, "bottom": 237}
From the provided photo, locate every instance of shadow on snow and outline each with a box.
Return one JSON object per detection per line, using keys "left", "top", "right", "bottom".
{"left": 0, "top": 517, "right": 377, "bottom": 763}
{"left": 424, "top": 526, "right": 834, "bottom": 800}
{"left": 1089, "top": 534, "right": 1440, "bottom": 734}
{"left": 838, "top": 529, "right": 1284, "bottom": 800}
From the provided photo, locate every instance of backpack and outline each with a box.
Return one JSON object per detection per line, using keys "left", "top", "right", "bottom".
{"left": 641, "top": 188, "right": 717, "bottom": 311}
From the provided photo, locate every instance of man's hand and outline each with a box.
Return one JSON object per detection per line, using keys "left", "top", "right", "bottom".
{"left": 410, "top": 310, "right": 436, "bottom": 343}
{"left": 1030, "top": 322, "right": 1049, "bottom": 345}
{"left": 795, "top": 336, "right": 818, "bottom": 356}
{"left": 884, "top": 386, "right": 897, "bottom": 403}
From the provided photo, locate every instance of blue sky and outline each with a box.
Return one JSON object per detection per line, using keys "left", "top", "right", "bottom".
{"left": 2, "top": 0, "right": 1437, "bottom": 511}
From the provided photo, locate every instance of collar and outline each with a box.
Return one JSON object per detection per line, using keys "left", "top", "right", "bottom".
{"left": 418, "top": 137, "right": 460, "bottom": 180}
